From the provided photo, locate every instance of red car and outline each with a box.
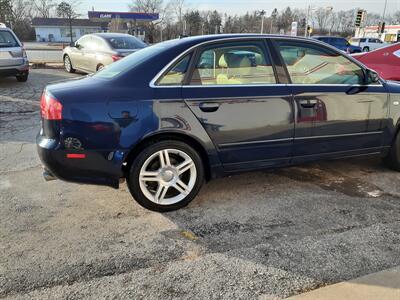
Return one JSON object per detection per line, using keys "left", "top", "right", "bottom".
{"left": 352, "top": 43, "right": 400, "bottom": 81}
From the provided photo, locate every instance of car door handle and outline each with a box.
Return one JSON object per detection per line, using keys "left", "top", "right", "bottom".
{"left": 199, "top": 102, "right": 220, "bottom": 112}
{"left": 299, "top": 100, "right": 317, "bottom": 108}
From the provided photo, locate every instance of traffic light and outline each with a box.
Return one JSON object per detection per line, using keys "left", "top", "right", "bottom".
{"left": 355, "top": 9, "right": 365, "bottom": 27}
{"left": 307, "top": 25, "right": 313, "bottom": 34}
{"left": 378, "top": 22, "right": 386, "bottom": 33}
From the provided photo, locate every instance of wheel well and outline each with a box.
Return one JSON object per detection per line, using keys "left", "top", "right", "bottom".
{"left": 123, "top": 133, "right": 211, "bottom": 181}
{"left": 96, "top": 64, "right": 104, "bottom": 71}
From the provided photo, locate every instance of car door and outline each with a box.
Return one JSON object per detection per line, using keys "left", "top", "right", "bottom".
{"left": 69, "top": 36, "right": 90, "bottom": 71}
{"left": 180, "top": 39, "right": 294, "bottom": 172}
{"left": 273, "top": 39, "right": 389, "bottom": 161}
{"left": 83, "top": 36, "right": 100, "bottom": 72}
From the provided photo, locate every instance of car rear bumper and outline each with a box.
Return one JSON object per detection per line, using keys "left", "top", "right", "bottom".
{"left": 0, "top": 60, "right": 29, "bottom": 76}
{"left": 36, "top": 134, "right": 122, "bottom": 189}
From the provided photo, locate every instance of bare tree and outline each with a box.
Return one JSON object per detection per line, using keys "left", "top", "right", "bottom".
{"left": 393, "top": 11, "right": 400, "bottom": 24}
{"left": 129, "top": 0, "right": 163, "bottom": 13}
{"left": 129, "top": 0, "right": 164, "bottom": 43}
{"left": 34, "top": 0, "right": 56, "bottom": 18}
{"left": 314, "top": 8, "right": 331, "bottom": 33}
{"left": 56, "top": 1, "right": 80, "bottom": 43}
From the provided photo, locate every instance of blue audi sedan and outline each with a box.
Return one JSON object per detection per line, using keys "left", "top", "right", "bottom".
{"left": 37, "top": 34, "right": 400, "bottom": 212}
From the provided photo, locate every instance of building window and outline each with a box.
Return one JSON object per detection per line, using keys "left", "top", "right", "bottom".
{"left": 60, "top": 28, "right": 76, "bottom": 38}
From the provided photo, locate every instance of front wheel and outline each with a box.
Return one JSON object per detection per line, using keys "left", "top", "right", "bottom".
{"left": 64, "top": 55, "right": 75, "bottom": 73}
{"left": 127, "top": 140, "right": 204, "bottom": 212}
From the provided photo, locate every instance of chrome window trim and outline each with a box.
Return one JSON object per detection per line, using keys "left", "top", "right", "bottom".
{"left": 185, "top": 94, "right": 292, "bottom": 101}
{"left": 150, "top": 36, "right": 273, "bottom": 88}
{"left": 149, "top": 35, "right": 385, "bottom": 89}
{"left": 159, "top": 83, "right": 384, "bottom": 88}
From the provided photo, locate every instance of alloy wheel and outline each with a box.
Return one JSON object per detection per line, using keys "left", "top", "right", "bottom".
{"left": 64, "top": 56, "right": 71, "bottom": 72}
{"left": 138, "top": 149, "right": 197, "bottom": 205}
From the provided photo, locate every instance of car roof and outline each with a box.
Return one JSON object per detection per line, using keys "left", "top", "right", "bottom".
{"left": 312, "top": 36, "right": 344, "bottom": 39}
{"left": 92, "top": 33, "right": 140, "bottom": 38}
{"left": 155, "top": 33, "right": 328, "bottom": 49}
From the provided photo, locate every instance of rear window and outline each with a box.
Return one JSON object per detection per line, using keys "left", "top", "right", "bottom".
{"left": 0, "top": 30, "right": 18, "bottom": 48}
{"left": 105, "top": 36, "right": 147, "bottom": 50}
{"left": 94, "top": 39, "right": 179, "bottom": 79}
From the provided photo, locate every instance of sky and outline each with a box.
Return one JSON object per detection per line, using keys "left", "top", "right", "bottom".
{"left": 78, "top": 0, "right": 400, "bottom": 17}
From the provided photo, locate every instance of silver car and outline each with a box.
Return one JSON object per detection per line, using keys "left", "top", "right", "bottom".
{"left": 63, "top": 33, "right": 147, "bottom": 74}
{"left": 0, "top": 24, "right": 29, "bottom": 82}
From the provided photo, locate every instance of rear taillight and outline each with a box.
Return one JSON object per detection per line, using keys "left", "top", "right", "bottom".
{"left": 111, "top": 55, "right": 122, "bottom": 62}
{"left": 40, "top": 91, "right": 62, "bottom": 120}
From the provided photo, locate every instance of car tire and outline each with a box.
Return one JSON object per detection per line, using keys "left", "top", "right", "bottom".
{"left": 363, "top": 47, "right": 370, "bottom": 52}
{"left": 16, "top": 72, "right": 28, "bottom": 82}
{"left": 127, "top": 140, "right": 204, "bottom": 212}
{"left": 64, "top": 55, "right": 75, "bottom": 73}
{"left": 96, "top": 64, "right": 104, "bottom": 72}
{"left": 383, "top": 131, "right": 400, "bottom": 171}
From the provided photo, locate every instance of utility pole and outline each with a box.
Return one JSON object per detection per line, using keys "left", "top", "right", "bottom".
{"left": 382, "top": 0, "right": 388, "bottom": 20}
{"left": 304, "top": 5, "right": 311, "bottom": 37}
{"left": 270, "top": 8, "right": 277, "bottom": 34}
{"left": 259, "top": 10, "right": 266, "bottom": 34}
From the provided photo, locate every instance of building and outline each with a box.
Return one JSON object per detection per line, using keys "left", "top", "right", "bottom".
{"left": 32, "top": 18, "right": 107, "bottom": 42}
{"left": 88, "top": 11, "right": 159, "bottom": 41}
{"left": 32, "top": 11, "right": 159, "bottom": 43}
{"left": 357, "top": 24, "right": 400, "bottom": 43}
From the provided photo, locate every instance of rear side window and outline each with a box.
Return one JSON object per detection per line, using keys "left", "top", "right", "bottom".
{"left": 189, "top": 42, "right": 276, "bottom": 85}
{"left": 360, "top": 38, "right": 366, "bottom": 43}
{"left": 157, "top": 54, "right": 191, "bottom": 86}
{"left": 105, "top": 36, "right": 146, "bottom": 50}
{"left": 278, "top": 41, "right": 364, "bottom": 85}
{"left": 0, "top": 30, "right": 18, "bottom": 48}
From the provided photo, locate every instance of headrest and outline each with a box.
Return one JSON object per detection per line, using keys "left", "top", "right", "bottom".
{"left": 219, "top": 52, "right": 252, "bottom": 68}
{"left": 219, "top": 54, "right": 228, "bottom": 68}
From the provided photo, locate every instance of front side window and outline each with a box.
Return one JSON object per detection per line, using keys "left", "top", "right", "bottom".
{"left": 278, "top": 41, "right": 364, "bottom": 85}
{"left": 190, "top": 42, "right": 276, "bottom": 85}
{"left": 76, "top": 36, "right": 90, "bottom": 48}
{"left": 157, "top": 54, "right": 191, "bottom": 86}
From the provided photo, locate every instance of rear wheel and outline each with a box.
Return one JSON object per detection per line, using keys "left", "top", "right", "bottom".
{"left": 383, "top": 131, "right": 400, "bottom": 171}
{"left": 127, "top": 140, "right": 204, "bottom": 212}
{"left": 64, "top": 55, "right": 75, "bottom": 73}
{"left": 96, "top": 64, "right": 104, "bottom": 71}
{"left": 16, "top": 72, "right": 28, "bottom": 82}
{"left": 363, "top": 46, "right": 370, "bottom": 52}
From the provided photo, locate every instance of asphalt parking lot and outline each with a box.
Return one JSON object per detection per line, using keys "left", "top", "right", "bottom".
{"left": 0, "top": 69, "right": 400, "bottom": 300}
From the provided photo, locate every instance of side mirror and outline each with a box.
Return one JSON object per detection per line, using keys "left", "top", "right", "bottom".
{"left": 366, "top": 69, "right": 380, "bottom": 84}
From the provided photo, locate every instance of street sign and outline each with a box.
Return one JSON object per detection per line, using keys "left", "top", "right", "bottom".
{"left": 291, "top": 21, "right": 298, "bottom": 36}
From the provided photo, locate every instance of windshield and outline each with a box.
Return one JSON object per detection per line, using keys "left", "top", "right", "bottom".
{"left": 0, "top": 30, "right": 18, "bottom": 48}
{"left": 105, "top": 36, "right": 147, "bottom": 50}
{"left": 94, "top": 39, "right": 179, "bottom": 79}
